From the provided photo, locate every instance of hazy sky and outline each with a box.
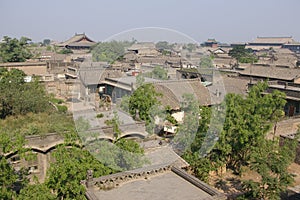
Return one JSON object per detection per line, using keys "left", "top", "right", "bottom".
{"left": 1, "top": 0, "right": 299, "bottom": 44}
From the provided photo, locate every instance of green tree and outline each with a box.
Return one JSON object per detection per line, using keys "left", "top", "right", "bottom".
{"left": 0, "top": 130, "right": 31, "bottom": 200}
{"left": 42, "top": 39, "right": 51, "bottom": 46}
{"left": 0, "top": 68, "right": 51, "bottom": 119}
{"left": 241, "top": 134, "right": 299, "bottom": 200}
{"left": 136, "top": 73, "right": 145, "bottom": 87}
{"left": 155, "top": 41, "right": 174, "bottom": 50}
{"left": 211, "top": 82, "right": 286, "bottom": 173}
{"left": 146, "top": 104, "right": 166, "bottom": 134}
{"left": 87, "top": 139, "right": 147, "bottom": 171}
{"left": 0, "top": 157, "right": 18, "bottom": 199}
{"left": 172, "top": 94, "right": 199, "bottom": 153}
{"left": 151, "top": 66, "right": 168, "bottom": 80}
{"left": 190, "top": 106, "right": 212, "bottom": 152}
{"left": 182, "top": 153, "right": 212, "bottom": 182}
{"left": 92, "top": 40, "right": 133, "bottom": 63}
{"left": 129, "top": 83, "right": 161, "bottom": 124}
{"left": 58, "top": 48, "right": 73, "bottom": 54}
{"left": 0, "top": 36, "right": 33, "bottom": 62}
{"left": 17, "top": 183, "right": 56, "bottom": 200}
{"left": 178, "top": 105, "right": 214, "bottom": 182}
{"left": 119, "top": 95, "right": 130, "bottom": 113}
{"left": 184, "top": 43, "right": 197, "bottom": 52}
{"left": 115, "top": 139, "right": 147, "bottom": 170}
{"left": 46, "top": 145, "right": 113, "bottom": 200}
{"left": 228, "top": 46, "right": 258, "bottom": 63}
{"left": 105, "top": 111, "right": 121, "bottom": 140}
{"left": 199, "top": 55, "right": 214, "bottom": 68}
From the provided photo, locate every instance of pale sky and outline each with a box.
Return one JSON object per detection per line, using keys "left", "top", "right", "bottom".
{"left": 0, "top": 0, "right": 299, "bottom": 44}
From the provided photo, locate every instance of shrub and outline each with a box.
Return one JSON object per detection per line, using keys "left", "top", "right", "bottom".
{"left": 96, "top": 113, "right": 104, "bottom": 118}
{"left": 57, "top": 105, "right": 68, "bottom": 113}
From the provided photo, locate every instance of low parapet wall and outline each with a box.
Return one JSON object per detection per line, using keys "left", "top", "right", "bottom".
{"left": 84, "top": 164, "right": 226, "bottom": 200}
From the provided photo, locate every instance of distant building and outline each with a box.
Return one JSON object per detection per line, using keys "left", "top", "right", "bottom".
{"left": 0, "top": 62, "right": 48, "bottom": 76}
{"left": 239, "top": 65, "right": 300, "bottom": 83}
{"left": 247, "top": 36, "right": 295, "bottom": 51}
{"left": 127, "top": 42, "right": 159, "bottom": 57}
{"left": 99, "top": 76, "right": 211, "bottom": 108}
{"left": 262, "top": 81, "right": 300, "bottom": 117}
{"left": 282, "top": 43, "right": 300, "bottom": 54}
{"left": 202, "top": 39, "right": 218, "bottom": 48}
{"left": 58, "top": 33, "right": 96, "bottom": 50}
{"left": 230, "top": 42, "right": 246, "bottom": 48}
{"left": 78, "top": 65, "right": 123, "bottom": 101}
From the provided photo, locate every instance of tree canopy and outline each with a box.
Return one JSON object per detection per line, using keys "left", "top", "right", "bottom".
{"left": 211, "top": 82, "right": 286, "bottom": 172}
{"left": 0, "top": 68, "right": 51, "bottom": 119}
{"left": 155, "top": 41, "right": 174, "bottom": 50}
{"left": 152, "top": 66, "right": 168, "bottom": 80}
{"left": 228, "top": 46, "right": 258, "bottom": 63}
{"left": 92, "top": 40, "right": 134, "bottom": 63}
{"left": 241, "top": 135, "right": 299, "bottom": 200}
{"left": 181, "top": 82, "right": 294, "bottom": 199}
{"left": 183, "top": 43, "right": 197, "bottom": 52}
{"left": 45, "top": 145, "right": 114, "bottom": 200}
{"left": 129, "top": 83, "right": 161, "bottom": 124}
{"left": 17, "top": 183, "right": 56, "bottom": 200}
{"left": 0, "top": 36, "right": 33, "bottom": 62}
{"left": 199, "top": 55, "right": 214, "bottom": 68}
{"left": 143, "top": 66, "right": 168, "bottom": 80}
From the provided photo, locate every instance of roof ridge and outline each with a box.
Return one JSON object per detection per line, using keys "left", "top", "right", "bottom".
{"left": 257, "top": 36, "right": 292, "bottom": 38}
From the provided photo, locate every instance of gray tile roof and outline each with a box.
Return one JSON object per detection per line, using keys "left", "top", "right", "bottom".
{"left": 222, "top": 75, "right": 249, "bottom": 95}
{"left": 154, "top": 79, "right": 211, "bottom": 109}
{"left": 59, "top": 33, "right": 96, "bottom": 47}
{"left": 128, "top": 42, "right": 156, "bottom": 50}
{"left": 79, "top": 67, "right": 123, "bottom": 86}
{"left": 250, "top": 36, "right": 295, "bottom": 44}
{"left": 239, "top": 65, "right": 300, "bottom": 81}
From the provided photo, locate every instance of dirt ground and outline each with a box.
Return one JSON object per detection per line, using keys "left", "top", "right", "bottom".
{"left": 208, "top": 162, "right": 300, "bottom": 199}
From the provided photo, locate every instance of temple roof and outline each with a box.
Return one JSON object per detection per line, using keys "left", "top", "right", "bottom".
{"left": 58, "top": 33, "right": 96, "bottom": 47}
{"left": 249, "top": 36, "right": 295, "bottom": 45}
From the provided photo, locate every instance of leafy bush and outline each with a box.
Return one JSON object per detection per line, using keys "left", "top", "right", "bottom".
{"left": 96, "top": 113, "right": 104, "bottom": 118}
{"left": 50, "top": 98, "right": 64, "bottom": 105}
{"left": 57, "top": 105, "right": 67, "bottom": 113}
{"left": 92, "top": 40, "right": 134, "bottom": 63}
{"left": 58, "top": 48, "right": 73, "bottom": 54}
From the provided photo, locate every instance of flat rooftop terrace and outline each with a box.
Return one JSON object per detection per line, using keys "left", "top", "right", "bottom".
{"left": 93, "top": 171, "right": 211, "bottom": 200}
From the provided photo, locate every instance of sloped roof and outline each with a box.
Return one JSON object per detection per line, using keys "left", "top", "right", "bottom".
{"left": 245, "top": 45, "right": 282, "bottom": 51}
{"left": 79, "top": 67, "right": 123, "bottom": 86}
{"left": 222, "top": 75, "right": 249, "bottom": 95}
{"left": 274, "top": 48, "right": 295, "bottom": 54}
{"left": 239, "top": 65, "right": 300, "bottom": 81}
{"left": 154, "top": 79, "right": 211, "bottom": 109}
{"left": 275, "top": 117, "right": 300, "bottom": 138}
{"left": 67, "top": 41, "right": 96, "bottom": 47}
{"left": 206, "top": 38, "right": 217, "bottom": 43}
{"left": 59, "top": 33, "right": 96, "bottom": 47}
{"left": 250, "top": 36, "right": 295, "bottom": 44}
{"left": 128, "top": 42, "right": 156, "bottom": 50}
